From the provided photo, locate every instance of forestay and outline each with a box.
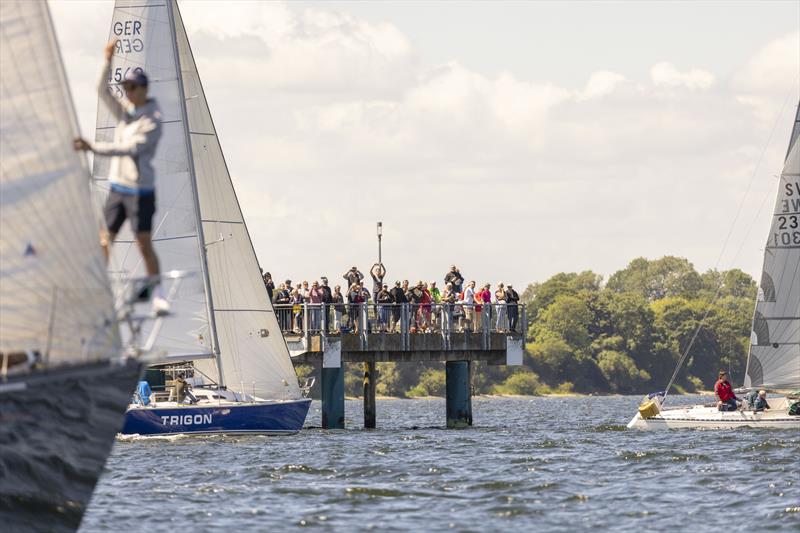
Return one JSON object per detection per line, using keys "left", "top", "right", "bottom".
{"left": 172, "top": 3, "right": 300, "bottom": 400}
{"left": 745, "top": 104, "right": 800, "bottom": 391}
{"left": 0, "top": 0, "right": 119, "bottom": 366}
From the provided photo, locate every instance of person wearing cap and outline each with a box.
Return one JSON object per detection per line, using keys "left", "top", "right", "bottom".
{"left": 74, "top": 40, "right": 166, "bottom": 313}
{"left": 445, "top": 265, "right": 464, "bottom": 295}
{"left": 505, "top": 284, "right": 520, "bottom": 332}
{"left": 343, "top": 266, "right": 364, "bottom": 289}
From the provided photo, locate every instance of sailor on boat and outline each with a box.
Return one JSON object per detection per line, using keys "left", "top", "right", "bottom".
{"left": 714, "top": 371, "right": 740, "bottom": 412}
{"left": 74, "top": 40, "right": 168, "bottom": 315}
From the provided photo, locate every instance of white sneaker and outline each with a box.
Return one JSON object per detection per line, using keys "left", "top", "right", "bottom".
{"left": 152, "top": 296, "right": 171, "bottom": 317}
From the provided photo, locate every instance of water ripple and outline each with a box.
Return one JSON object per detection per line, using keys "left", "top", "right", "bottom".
{"left": 82, "top": 396, "right": 800, "bottom": 532}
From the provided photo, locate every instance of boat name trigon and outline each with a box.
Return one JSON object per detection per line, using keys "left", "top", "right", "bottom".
{"left": 160, "top": 414, "right": 212, "bottom": 426}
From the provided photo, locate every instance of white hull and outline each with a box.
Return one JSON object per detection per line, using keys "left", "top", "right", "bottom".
{"left": 627, "top": 397, "right": 799, "bottom": 430}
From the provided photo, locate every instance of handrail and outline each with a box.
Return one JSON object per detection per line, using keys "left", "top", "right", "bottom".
{"left": 272, "top": 302, "right": 526, "bottom": 338}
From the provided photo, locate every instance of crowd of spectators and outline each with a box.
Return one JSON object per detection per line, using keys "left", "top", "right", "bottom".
{"left": 261, "top": 265, "right": 520, "bottom": 335}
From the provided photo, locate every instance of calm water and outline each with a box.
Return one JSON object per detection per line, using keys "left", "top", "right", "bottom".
{"left": 81, "top": 396, "right": 799, "bottom": 532}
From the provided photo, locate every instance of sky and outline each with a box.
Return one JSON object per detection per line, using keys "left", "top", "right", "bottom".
{"left": 50, "top": 1, "right": 799, "bottom": 289}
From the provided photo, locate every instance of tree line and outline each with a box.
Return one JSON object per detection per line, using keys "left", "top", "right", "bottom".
{"left": 295, "top": 256, "right": 757, "bottom": 397}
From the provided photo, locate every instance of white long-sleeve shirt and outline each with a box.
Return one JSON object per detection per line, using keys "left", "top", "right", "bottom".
{"left": 92, "top": 61, "right": 162, "bottom": 192}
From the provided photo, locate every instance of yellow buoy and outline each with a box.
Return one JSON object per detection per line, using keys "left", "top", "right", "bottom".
{"left": 638, "top": 398, "right": 661, "bottom": 419}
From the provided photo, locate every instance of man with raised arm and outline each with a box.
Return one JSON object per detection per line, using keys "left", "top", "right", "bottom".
{"left": 74, "top": 40, "right": 167, "bottom": 314}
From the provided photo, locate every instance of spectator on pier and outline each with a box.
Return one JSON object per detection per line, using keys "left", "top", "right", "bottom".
{"left": 495, "top": 283, "right": 507, "bottom": 331}
{"left": 429, "top": 281, "right": 442, "bottom": 331}
{"left": 344, "top": 266, "right": 364, "bottom": 289}
{"left": 402, "top": 279, "right": 410, "bottom": 297}
{"left": 308, "top": 281, "right": 324, "bottom": 331}
{"left": 332, "top": 285, "right": 345, "bottom": 332}
{"left": 445, "top": 265, "right": 464, "bottom": 295}
{"left": 480, "top": 283, "right": 492, "bottom": 323}
{"left": 300, "top": 280, "right": 310, "bottom": 301}
{"left": 420, "top": 282, "right": 432, "bottom": 332}
{"left": 505, "top": 284, "right": 520, "bottom": 332}
{"left": 320, "top": 277, "right": 333, "bottom": 331}
{"left": 370, "top": 263, "right": 386, "bottom": 301}
{"left": 441, "top": 283, "right": 456, "bottom": 332}
{"left": 407, "top": 281, "right": 425, "bottom": 330}
{"left": 275, "top": 283, "right": 292, "bottom": 332}
{"left": 715, "top": 371, "right": 740, "bottom": 411}
{"left": 291, "top": 288, "right": 304, "bottom": 333}
{"left": 390, "top": 281, "right": 406, "bottom": 332}
{"left": 462, "top": 281, "right": 476, "bottom": 332}
{"left": 376, "top": 284, "right": 393, "bottom": 332}
{"left": 262, "top": 271, "right": 274, "bottom": 300}
{"left": 347, "top": 283, "right": 364, "bottom": 334}
{"left": 474, "top": 285, "right": 485, "bottom": 329}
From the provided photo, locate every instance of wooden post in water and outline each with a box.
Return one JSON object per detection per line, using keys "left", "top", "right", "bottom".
{"left": 363, "top": 361, "right": 377, "bottom": 428}
{"left": 445, "top": 360, "right": 472, "bottom": 428}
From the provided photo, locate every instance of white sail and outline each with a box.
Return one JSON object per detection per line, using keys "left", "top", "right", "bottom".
{"left": 93, "top": 0, "right": 213, "bottom": 363}
{"left": 0, "top": 0, "right": 119, "bottom": 366}
{"left": 95, "top": 0, "right": 301, "bottom": 399}
{"left": 745, "top": 104, "right": 800, "bottom": 391}
{"left": 172, "top": 3, "right": 301, "bottom": 399}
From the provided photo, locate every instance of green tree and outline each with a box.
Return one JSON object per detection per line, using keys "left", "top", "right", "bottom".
{"left": 607, "top": 256, "right": 702, "bottom": 301}
{"left": 596, "top": 350, "right": 650, "bottom": 392}
{"left": 493, "top": 371, "right": 542, "bottom": 395}
{"left": 521, "top": 271, "right": 602, "bottom": 319}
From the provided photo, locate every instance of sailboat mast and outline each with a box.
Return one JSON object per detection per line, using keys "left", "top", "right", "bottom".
{"left": 165, "top": 0, "right": 225, "bottom": 387}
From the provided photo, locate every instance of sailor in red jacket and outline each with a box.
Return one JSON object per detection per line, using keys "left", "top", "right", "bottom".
{"left": 714, "top": 371, "right": 740, "bottom": 411}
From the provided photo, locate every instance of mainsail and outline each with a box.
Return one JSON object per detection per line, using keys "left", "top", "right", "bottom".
{"left": 0, "top": 0, "right": 119, "bottom": 366}
{"left": 94, "top": 0, "right": 301, "bottom": 399}
{"left": 745, "top": 103, "right": 800, "bottom": 391}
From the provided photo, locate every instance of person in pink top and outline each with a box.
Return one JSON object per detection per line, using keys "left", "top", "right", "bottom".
{"left": 308, "top": 281, "right": 324, "bottom": 331}
{"left": 480, "top": 284, "right": 492, "bottom": 327}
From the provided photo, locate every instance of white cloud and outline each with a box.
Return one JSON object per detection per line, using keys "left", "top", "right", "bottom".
{"left": 650, "top": 62, "right": 715, "bottom": 90}
{"left": 180, "top": 2, "right": 416, "bottom": 95}
{"left": 579, "top": 70, "right": 629, "bottom": 101}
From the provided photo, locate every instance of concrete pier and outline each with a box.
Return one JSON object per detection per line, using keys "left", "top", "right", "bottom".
{"left": 445, "top": 361, "right": 472, "bottom": 428}
{"left": 363, "top": 361, "right": 377, "bottom": 429}
{"left": 285, "top": 303, "right": 526, "bottom": 429}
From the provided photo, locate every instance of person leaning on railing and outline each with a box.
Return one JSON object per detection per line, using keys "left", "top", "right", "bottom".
{"left": 376, "top": 284, "right": 393, "bottom": 332}
{"left": 505, "top": 284, "right": 520, "bottom": 332}
{"left": 441, "top": 283, "right": 456, "bottom": 332}
{"left": 389, "top": 281, "right": 406, "bottom": 332}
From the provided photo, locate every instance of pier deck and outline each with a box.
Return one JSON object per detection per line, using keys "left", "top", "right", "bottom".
{"left": 278, "top": 303, "right": 527, "bottom": 429}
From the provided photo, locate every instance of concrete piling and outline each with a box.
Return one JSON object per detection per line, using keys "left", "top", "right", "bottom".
{"left": 321, "top": 366, "right": 345, "bottom": 429}
{"left": 445, "top": 360, "right": 472, "bottom": 428}
{"left": 363, "top": 361, "right": 377, "bottom": 429}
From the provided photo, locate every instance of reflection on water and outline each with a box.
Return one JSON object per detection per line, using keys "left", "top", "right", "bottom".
{"left": 83, "top": 396, "right": 799, "bottom": 531}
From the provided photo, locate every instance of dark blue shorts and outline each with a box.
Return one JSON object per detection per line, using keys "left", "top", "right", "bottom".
{"left": 104, "top": 189, "right": 156, "bottom": 234}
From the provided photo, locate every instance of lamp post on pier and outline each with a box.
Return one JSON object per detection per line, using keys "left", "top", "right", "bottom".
{"left": 377, "top": 221, "right": 382, "bottom": 266}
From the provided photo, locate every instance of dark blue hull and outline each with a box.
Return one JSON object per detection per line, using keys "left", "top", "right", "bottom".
{"left": 121, "top": 398, "right": 311, "bottom": 435}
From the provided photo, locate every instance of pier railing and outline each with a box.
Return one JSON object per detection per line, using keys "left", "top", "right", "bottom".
{"left": 274, "top": 302, "right": 526, "bottom": 345}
